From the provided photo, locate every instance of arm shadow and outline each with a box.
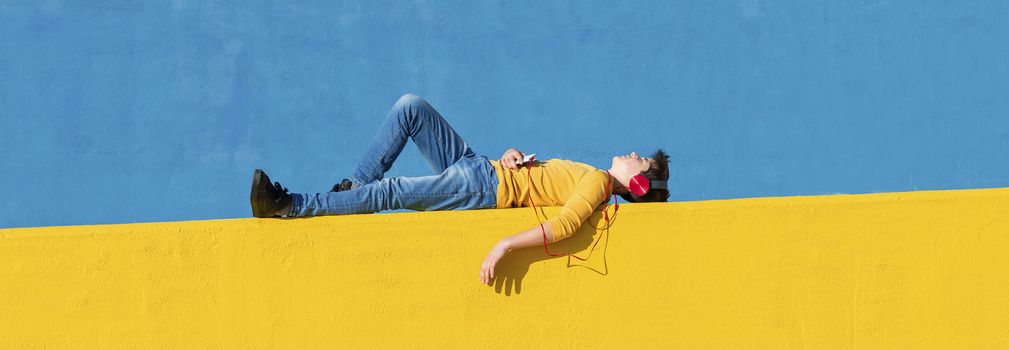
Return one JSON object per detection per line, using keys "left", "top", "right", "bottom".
{"left": 488, "top": 210, "right": 614, "bottom": 296}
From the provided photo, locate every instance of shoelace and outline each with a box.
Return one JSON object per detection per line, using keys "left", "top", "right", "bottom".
{"left": 271, "top": 181, "right": 289, "bottom": 204}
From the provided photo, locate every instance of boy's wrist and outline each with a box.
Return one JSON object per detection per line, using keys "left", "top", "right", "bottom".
{"left": 497, "top": 238, "right": 513, "bottom": 251}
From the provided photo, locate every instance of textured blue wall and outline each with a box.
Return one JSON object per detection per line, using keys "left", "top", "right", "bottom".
{"left": 2, "top": 1, "right": 1008, "bottom": 228}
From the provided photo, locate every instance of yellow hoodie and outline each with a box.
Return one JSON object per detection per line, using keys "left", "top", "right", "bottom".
{"left": 489, "top": 158, "right": 612, "bottom": 242}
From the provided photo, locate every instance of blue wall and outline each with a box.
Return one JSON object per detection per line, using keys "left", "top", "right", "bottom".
{"left": 2, "top": 1, "right": 1008, "bottom": 228}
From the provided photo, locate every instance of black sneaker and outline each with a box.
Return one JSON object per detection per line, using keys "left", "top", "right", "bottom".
{"left": 250, "top": 169, "right": 293, "bottom": 218}
{"left": 329, "top": 178, "right": 354, "bottom": 192}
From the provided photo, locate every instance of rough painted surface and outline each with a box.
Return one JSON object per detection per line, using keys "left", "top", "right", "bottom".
{"left": 3, "top": 188, "right": 1009, "bottom": 348}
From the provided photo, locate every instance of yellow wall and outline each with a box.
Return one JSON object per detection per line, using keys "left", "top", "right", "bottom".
{"left": 2, "top": 188, "right": 1008, "bottom": 348}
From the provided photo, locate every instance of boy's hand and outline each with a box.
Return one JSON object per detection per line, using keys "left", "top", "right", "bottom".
{"left": 480, "top": 241, "right": 509, "bottom": 284}
{"left": 499, "top": 148, "right": 524, "bottom": 169}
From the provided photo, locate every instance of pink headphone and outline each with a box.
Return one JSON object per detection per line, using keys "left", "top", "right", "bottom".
{"left": 627, "top": 174, "right": 668, "bottom": 197}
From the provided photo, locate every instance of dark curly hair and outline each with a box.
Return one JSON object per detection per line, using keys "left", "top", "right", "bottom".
{"left": 619, "top": 149, "right": 670, "bottom": 203}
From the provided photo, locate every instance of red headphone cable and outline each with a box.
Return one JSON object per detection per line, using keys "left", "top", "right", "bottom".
{"left": 524, "top": 161, "right": 618, "bottom": 260}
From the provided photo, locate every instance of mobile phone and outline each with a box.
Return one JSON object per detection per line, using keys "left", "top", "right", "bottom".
{"left": 517, "top": 153, "right": 536, "bottom": 165}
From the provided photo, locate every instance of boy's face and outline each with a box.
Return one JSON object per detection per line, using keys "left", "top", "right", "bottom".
{"left": 612, "top": 152, "right": 653, "bottom": 175}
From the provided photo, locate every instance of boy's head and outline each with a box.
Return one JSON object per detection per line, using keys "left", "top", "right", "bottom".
{"left": 610, "top": 149, "right": 670, "bottom": 203}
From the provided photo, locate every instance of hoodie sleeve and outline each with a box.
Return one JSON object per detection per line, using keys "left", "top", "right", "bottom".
{"left": 545, "top": 171, "right": 610, "bottom": 242}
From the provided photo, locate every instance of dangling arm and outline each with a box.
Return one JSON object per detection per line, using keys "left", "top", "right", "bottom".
{"left": 479, "top": 223, "right": 553, "bottom": 284}
{"left": 478, "top": 171, "right": 608, "bottom": 284}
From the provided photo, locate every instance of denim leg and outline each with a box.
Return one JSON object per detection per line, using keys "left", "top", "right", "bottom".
{"left": 291, "top": 156, "right": 498, "bottom": 216}
{"left": 351, "top": 93, "right": 477, "bottom": 186}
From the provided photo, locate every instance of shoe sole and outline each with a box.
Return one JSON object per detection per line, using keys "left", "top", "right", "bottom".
{"left": 250, "top": 169, "right": 269, "bottom": 218}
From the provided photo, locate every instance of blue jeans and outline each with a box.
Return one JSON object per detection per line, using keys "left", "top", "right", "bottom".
{"left": 288, "top": 94, "right": 499, "bottom": 217}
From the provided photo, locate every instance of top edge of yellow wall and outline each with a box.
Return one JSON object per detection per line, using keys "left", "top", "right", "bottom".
{"left": 3, "top": 186, "right": 1007, "bottom": 232}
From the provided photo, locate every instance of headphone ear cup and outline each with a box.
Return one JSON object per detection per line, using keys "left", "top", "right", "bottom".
{"left": 627, "top": 175, "right": 651, "bottom": 196}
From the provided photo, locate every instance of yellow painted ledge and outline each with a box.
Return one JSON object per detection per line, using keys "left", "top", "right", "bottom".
{"left": 2, "top": 188, "right": 1009, "bottom": 348}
